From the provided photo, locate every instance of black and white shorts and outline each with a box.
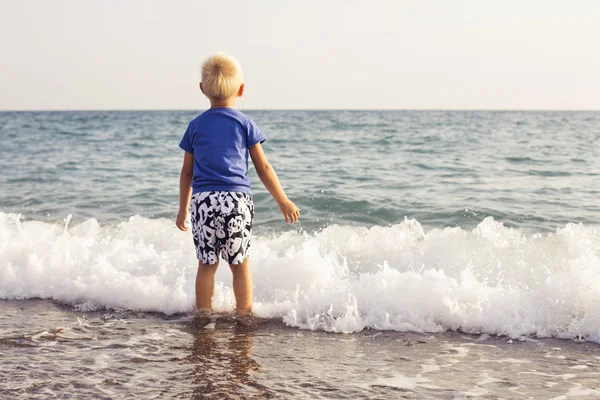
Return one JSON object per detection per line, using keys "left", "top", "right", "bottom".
{"left": 190, "top": 191, "right": 254, "bottom": 265}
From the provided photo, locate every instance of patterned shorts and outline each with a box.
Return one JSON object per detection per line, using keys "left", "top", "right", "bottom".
{"left": 190, "top": 191, "right": 254, "bottom": 265}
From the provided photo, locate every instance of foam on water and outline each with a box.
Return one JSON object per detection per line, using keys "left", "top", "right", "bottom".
{"left": 1, "top": 212, "right": 599, "bottom": 341}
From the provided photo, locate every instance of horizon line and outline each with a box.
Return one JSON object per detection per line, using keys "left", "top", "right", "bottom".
{"left": 1, "top": 108, "right": 599, "bottom": 112}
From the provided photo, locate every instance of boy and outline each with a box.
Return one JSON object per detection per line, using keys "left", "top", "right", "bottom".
{"left": 176, "top": 52, "right": 300, "bottom": 317}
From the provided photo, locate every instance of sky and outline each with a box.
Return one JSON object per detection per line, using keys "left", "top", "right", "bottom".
{"left": 0, "top": 0, "right": 599, "bottom": 110}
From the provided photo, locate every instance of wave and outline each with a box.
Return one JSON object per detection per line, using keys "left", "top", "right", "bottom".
{"left": 1, "top": 212, "right": 599, "bottom": 342}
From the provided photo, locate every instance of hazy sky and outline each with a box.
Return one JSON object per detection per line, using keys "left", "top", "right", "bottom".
{"left": 1, "top": 0, "right": 599, "bottom": 110}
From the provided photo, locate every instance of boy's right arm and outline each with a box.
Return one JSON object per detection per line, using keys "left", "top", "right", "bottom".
{"left": 249, "top": 143, "right": 300, "bottom": 223}
{"left": 176, "top": 151, "right": 194, "bottom": 231}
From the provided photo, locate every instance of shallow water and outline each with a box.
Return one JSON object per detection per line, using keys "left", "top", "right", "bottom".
{"left": 2, "top": 212, "right": 600, "bottom": 342}
{"left": 1, "top": 110, "right": 600, "bottom": 397}
{"left": 2, "top": 300, "right": 600, "bottom": 399}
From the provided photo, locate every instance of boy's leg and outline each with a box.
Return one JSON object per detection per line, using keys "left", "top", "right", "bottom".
{"left": 229, "top": 258, "right": 253, "bottom": 316}
{"left": 190, "top": 191, "right": 221, "bottom": 314}
{"left": 196, "top": 260, "right": 219, "bottom": 313}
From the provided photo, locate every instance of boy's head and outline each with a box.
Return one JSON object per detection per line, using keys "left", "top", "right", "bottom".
{"left": 200, "top": 53, "right": 244, "bottom": 101}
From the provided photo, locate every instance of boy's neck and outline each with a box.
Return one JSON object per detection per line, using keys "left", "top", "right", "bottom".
{"left": 209, "top": 97, "right": 236, "bottom": 109}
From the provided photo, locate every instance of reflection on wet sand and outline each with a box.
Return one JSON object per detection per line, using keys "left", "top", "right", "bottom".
{"left": 186, "top": 317, "right": 273, "bottom": 398}
{"left": 3, "top": 302, "right": 600, "bottom": 399}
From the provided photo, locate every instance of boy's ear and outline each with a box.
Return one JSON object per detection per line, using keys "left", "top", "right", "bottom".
{"left": 199, "top": 82, "right": 204, "bottom": 94}
{"left": 238, "top": 83, "right": 245, "bottom": 98}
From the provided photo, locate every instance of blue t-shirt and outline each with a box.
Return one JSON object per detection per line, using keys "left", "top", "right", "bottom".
{"left": 179, "top": 108, "right": 267, "bottom": 195}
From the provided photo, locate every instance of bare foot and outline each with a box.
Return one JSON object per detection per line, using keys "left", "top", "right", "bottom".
{"left": 192, "top": 309, "right": 213, "bottom": 328}
{"left": 236, "top": 312, "right": 259, "bottom": 327}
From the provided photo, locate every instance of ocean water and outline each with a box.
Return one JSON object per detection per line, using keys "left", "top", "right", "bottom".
{"left": 1, "top": 110, "right": 600, "bottom": 398}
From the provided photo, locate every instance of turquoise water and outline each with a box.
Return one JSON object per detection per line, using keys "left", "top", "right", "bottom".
{"left": 2, "top": 110, "right": 599, "bottom": 232}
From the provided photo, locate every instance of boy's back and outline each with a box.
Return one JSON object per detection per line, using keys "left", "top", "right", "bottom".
{"left": 179, "top": 108, "right": 266, "bottom": 194}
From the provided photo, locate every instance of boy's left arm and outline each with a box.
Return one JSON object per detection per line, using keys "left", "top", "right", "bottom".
{"left": 176, "top": 152, "right": 194, "bottom": 231}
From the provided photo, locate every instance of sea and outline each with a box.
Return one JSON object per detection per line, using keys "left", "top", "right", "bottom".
{"left": 1, "top": 110, "right": 600, "bottom": 399}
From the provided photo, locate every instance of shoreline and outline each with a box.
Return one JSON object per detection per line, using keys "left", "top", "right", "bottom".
{"left": 2, "top": 299, "right": 600, "bottom": 398}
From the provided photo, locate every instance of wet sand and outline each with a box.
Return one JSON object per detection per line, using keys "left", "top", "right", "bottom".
{"left": 1, "top": 299, "right": 599, "bottom": 399}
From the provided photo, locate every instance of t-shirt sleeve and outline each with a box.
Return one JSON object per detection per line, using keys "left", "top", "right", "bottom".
{"left": 246, "top": 118, "right": 267, "bottom": 148}
{"left": 179, "top": 123, "right": 194, "bottom": 153}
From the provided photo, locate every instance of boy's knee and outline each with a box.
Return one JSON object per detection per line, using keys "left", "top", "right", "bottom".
{"left": 229, "top": 258, "right": 250, "bottom": 272}
{"left": 198, "top": 260, "right": 219, "bottom": 271}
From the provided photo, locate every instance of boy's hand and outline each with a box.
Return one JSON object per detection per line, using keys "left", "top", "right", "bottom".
{"left": 176, "top": 210, "right": 189, "bottom": 231}
{"left": 278, "top": 199, "right": 300, "bottom": 223}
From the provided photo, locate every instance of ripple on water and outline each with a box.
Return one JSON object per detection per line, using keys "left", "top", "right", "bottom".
{"left": 2, "top": 300, "right": 600, "bottom": 399}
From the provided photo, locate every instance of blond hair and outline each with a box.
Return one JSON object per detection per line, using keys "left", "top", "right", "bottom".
{"left": 200, "top": 52, "right": 244, "bottom": 100}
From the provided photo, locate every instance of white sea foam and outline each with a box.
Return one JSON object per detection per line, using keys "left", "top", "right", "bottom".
{"left": 1, "top": 212, "right": 600, "bottom": 341}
